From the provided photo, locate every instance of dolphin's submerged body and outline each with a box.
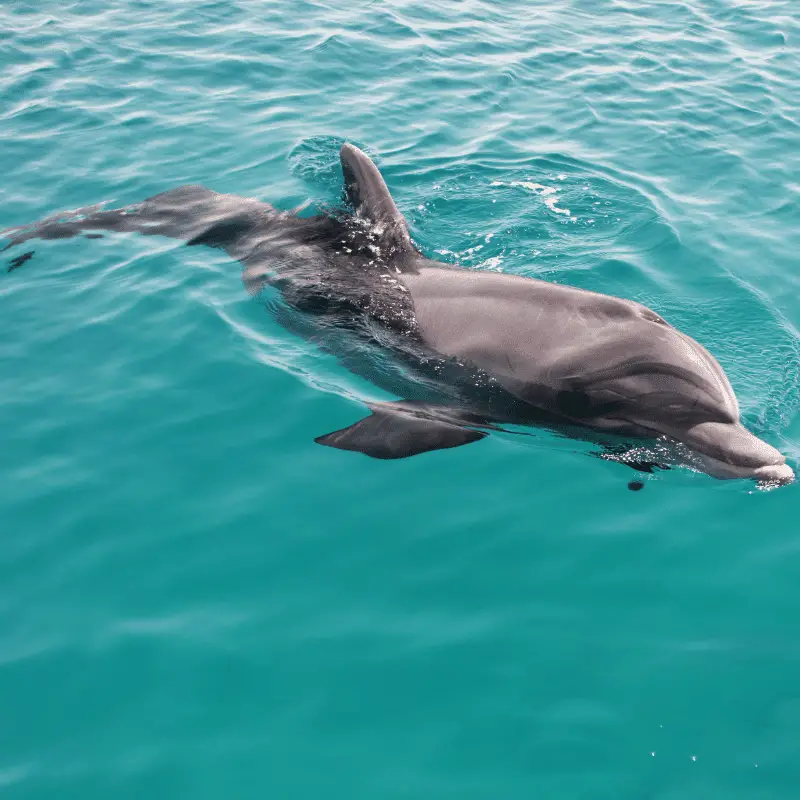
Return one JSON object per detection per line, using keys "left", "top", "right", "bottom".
{"left": 3, "top": 144, "right": 793, "bottom": 486}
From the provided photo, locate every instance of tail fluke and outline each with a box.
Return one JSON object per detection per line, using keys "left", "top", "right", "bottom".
{"left": 2, "top": 185, "right": 267, "bottom": 271}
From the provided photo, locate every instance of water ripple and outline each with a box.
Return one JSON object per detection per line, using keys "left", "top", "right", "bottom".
{"left": 2, "top": 0, "right": 800, "bottom": 796}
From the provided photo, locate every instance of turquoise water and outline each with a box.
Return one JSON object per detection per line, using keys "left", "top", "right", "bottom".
{"left": 2, "top": 0, "right": 800, "bottom": 796}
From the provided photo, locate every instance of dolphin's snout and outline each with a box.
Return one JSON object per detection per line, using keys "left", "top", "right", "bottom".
{"left": 679, "top": 421, "right": 793, "bottom": 484}
{"left": 753, "top": 461, "right": 795, "bottom": 485}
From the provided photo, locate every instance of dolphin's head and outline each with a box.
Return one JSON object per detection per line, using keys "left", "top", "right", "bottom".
{"left": 577, "top": 326, "right": 794, "bottom": 485}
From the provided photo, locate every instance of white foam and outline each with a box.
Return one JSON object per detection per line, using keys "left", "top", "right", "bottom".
{"left": 492, "top": 180, "right": 572, "bottom": 217}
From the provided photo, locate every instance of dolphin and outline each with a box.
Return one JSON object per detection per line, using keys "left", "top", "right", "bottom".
{"left": 2, "top": 143, "right": 793, "bottom": 486}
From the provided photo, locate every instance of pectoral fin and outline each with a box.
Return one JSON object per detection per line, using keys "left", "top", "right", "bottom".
{"left": 315, "top": 401, "right": 488, "bottom": 459}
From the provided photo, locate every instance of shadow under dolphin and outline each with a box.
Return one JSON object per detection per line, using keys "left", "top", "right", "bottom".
{"left": 2, "top": 143, "right": 794, "bottom": 488}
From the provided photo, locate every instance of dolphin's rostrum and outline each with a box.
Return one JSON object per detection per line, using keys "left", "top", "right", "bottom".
{"left": 3, "top": 144, "right": 793, "bottom": 486}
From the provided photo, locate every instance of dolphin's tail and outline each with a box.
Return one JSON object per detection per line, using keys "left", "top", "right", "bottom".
{"left": 3, "top": 204, "right": 136, "bottom": 270}
{"left": 2, "top": 185, "right": 273, "bottom": 272}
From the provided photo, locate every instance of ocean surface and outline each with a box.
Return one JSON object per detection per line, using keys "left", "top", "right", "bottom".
{"left": 2, "top": 1, "right": 800, "bottom": 797}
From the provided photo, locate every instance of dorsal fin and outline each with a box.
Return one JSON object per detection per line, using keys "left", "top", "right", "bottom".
{"left": 340, "top": 143, "right": 415, "bottom": 258}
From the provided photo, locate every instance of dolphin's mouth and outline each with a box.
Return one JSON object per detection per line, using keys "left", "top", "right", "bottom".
{"left": 692, "top": 447, "right": 795, "bottom": 485}
{"left": 752, "top": 461, "right": 796, "bottom": 484}
{"left": 631, "top": 419, "right": 795, "bottom": 485}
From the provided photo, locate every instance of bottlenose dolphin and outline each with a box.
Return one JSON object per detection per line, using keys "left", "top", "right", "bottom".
{"left": 2, "top": 144, "right": 793, "bottom": 486}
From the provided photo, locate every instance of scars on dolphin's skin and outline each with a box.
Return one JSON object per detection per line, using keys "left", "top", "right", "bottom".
{"left": 2, "top": 143, "right": 793, "bottom": 488}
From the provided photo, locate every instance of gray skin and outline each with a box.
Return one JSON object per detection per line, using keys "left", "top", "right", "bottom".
{"left": 2, "top": 143, "right": 793, "bottom": 485}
